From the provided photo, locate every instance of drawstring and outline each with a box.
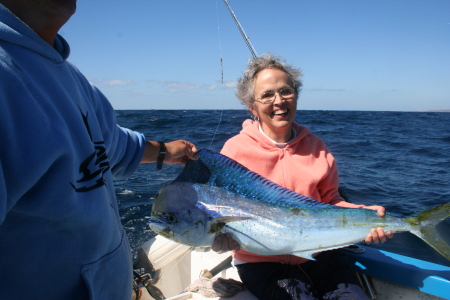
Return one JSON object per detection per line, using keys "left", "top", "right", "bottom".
{"left": 297, "top": 263, "right": 315, "bottom": 290}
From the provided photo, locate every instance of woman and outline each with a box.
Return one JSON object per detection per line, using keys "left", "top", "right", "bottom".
{"left": 213, "top": 53, "right": 393, "bottom": 300}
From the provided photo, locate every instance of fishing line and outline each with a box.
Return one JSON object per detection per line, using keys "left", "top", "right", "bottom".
{"left": 208, "top": 0, "right": 226, "bottom": 150}
{"left": 216, "top": 0, "right": 224, "bottom": 86}
{"left": 227, "top": 225, "right": 272, "bottom": 251}
{"left": 209, "top": 0, "right": 259, "bottom": 150}
{"left": 162, "top": 246, "right": 194, "bottom": 292}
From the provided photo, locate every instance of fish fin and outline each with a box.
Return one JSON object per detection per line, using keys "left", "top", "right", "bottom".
{"left": 409, "top": 203, "right": 450, "bottom": 260}
{"left": 292, "top": 244, "right": 354, "bottom": 260}
{"left": 189, "top": 149, "right": 335, "bottom": 209}
{"left": 291, "top": 250, "right": 317, "bottom": 260}
{"left": 173, "top": 156, "right": 211, "bottom": 184}
{"left": 214, "top": 216, "right": 252, "bottom": 223}
{"left": 209, "top": 217, "right": 252, "bottom": 235}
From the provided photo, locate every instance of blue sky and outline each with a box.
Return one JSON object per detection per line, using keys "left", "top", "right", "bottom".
{"left": 61, "top": 0, "right": 449, "bottom": 111}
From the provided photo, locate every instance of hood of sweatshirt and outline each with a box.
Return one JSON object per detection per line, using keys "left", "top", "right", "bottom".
{"left": 0, "top": 4, "right": 70, "bottom": 62}
{"left": 239, "top": 119, "right": 312, "bottom": 151}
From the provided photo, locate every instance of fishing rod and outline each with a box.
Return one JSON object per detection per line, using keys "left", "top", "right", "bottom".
{"left": 222, "top": 0, "right": 258, "bottom": 58}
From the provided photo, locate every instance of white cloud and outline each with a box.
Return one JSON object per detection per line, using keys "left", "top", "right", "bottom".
{"left": 160, "top": 80, "right": 200, "bottom": 90}
{"left": 222, "top": 80, "right": 237, "bottom": 88}
{"left": 157, "top": 80, "right": 236, "bottom": 92}
{"left": 101, "top": 79, "right": 135, "bottom": 86}
{"left": 89, "top": 78, "right": 135, "bottom": 87}
{"left": 306, "top": 88, "right": 345, "bottom": 92}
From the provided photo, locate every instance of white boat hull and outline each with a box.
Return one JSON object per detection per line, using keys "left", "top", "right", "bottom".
{"left": 135, "top": 235, "right": 450, "bottom": 300}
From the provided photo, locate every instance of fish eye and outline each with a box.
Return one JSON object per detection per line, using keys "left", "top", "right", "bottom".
{"left": 166, "top": 214, "right": 177, "bottom": 223}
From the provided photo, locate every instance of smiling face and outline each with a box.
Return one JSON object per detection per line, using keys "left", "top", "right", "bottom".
{"left": 250, "top": 68, "right": 297, "bottom": 143}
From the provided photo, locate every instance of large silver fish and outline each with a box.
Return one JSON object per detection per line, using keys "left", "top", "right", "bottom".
{"left": 149, "top": 149, "right": 450, "bottom": 260}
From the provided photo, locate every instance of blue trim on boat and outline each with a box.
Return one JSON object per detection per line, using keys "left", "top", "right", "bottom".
{"left": 345, "top": 245, "right": 450, "bottom": 299}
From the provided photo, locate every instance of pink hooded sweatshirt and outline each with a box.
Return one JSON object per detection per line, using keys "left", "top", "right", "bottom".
{"left": 220, "top": 120, "right": 364, "bottom": 265}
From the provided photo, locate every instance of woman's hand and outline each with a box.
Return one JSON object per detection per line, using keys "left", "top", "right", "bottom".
{"left": 211, "top": 233, "right": 240, "bottom": 253}
{"left": 363, "top": 205, "right": 394, "bottom": 244}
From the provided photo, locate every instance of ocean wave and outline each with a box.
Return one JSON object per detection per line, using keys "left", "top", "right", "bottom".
{"left": 115, "top": 110, "right": 450, "bottom": 263}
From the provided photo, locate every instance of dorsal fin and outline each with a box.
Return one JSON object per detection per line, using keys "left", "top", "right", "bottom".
{"left": 173, "top": 149, "right": 339, "bottom": 210}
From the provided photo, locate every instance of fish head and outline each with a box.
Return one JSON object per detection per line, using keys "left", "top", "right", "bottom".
{"left": 149, "top": 182, "right": 215, "bottom": 247}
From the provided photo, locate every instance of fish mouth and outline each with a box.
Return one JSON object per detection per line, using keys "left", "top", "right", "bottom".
{"left": 149, "top": 221, "right": 167, "bottom": 234}
{"left": 148, "top": 217, "right": 170, "bottom": 234}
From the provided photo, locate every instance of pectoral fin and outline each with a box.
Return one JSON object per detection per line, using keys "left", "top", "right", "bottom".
{"left": 214, "top": 216, "right": 253, "bottom": 223}
{"left": 209, "top": 216, "right": 252, "bottom": 234}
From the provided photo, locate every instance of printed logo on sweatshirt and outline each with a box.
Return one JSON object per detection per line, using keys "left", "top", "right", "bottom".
{"left": 70, "top": 108, "right": 111, "bottom": 193}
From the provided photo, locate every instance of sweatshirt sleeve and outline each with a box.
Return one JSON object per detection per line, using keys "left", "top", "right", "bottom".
{"left": 316, "top": 150, "right": 365, "bottom": 208}
{"left": 220, "top": 119, "right": 255, "bottom": 160}
{"left": 316, "top": 153, "right": 344, "bottom": 204}
{"left": 89, "top": 84, "right": 146, "bottom": 178}
{"left": 0, "top": 161, "right": 6, "bottom": 225}
{"left": 324, "top": 156, "right": 365, "bottom": 208}
{"left": 220, "top": 138, "right": 238, "bottom": 158}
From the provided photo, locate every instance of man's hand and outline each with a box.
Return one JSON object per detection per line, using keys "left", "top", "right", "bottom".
{"left": 141, "top": 140, "right": 198, "bottom": 165}
{"left": 164, "top": 140, "right": 198, "bottom": 165}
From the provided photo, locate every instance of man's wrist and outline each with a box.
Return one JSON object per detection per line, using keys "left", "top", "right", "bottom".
{"left": 156, "top": 141, "right": 166, "bottom": 170}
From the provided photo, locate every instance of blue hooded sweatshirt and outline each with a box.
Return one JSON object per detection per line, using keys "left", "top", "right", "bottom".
{"left": 0, "top": 4, "right": 146, "bottom": 299}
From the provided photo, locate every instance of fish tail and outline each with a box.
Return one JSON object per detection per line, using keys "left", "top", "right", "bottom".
{"left": 407, "top": 203, "right": 450, "bottom": 260}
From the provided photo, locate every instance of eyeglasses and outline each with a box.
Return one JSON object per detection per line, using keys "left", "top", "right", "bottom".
{"left": 254, "top": 88, "right": 296, "bottom": 104}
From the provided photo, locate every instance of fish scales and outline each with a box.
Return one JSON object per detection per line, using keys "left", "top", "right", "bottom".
{"left": 175, "top": 182, "right": 413, "bottom": 255}
{"left": 149, "top": 149, "right": 450, "bottom": 260}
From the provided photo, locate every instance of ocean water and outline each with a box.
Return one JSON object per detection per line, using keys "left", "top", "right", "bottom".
{"left": 115, "top": 110, "right": 450, "bottom": 266}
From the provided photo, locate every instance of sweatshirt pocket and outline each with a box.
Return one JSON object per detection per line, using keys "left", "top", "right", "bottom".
{"left": 81, "top": 233, "right": 133, "bottom": 300}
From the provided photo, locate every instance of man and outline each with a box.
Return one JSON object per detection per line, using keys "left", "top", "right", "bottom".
{"left": 0, "top": 0, "right": 197, "bottom": 298}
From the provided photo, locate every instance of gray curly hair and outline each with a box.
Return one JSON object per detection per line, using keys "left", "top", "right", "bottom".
{"left": 235, "top": 53, "right": 303, "bottom": 108}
